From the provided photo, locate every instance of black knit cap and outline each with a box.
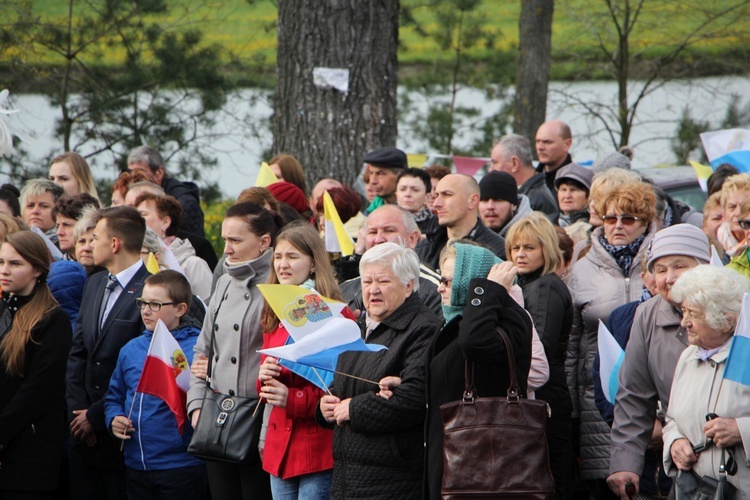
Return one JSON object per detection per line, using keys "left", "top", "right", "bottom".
{"left": 479, "top": 171, "right": 518, "bottom": 204}
{"left": 363, "top": 147, "right": 407, "bottom": 169}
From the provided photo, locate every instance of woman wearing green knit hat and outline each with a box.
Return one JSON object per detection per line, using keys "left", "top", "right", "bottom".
{"left": 424, "top": 241, "right": 534, "bottom": 499}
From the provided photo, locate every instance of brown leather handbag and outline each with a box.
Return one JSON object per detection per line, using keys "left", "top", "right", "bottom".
{"left": 440, "top": 327, "right": 555, "bottom": 499}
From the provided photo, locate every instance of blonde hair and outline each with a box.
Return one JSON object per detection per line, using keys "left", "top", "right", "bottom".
{"left": 704, "top": 192, "right": 722, "bottom": 217}
{"left": 262, "top": 222, "right": 343, "bottom": 332}
{"left": 49, "top": 152, "right": 100, "bottom": 201}
{"left": 505, "top": 212, "right": 562, "bottom": 276}
{"left": 720, "top": 174, "right": 750, "bottom": 208}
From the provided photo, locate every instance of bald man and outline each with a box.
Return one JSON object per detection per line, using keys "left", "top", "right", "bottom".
{"left": 535, "top": 120, "right": 573, "bottom": 192}
{"left": 415, "top": 174, "right": 505, "bottom": 271}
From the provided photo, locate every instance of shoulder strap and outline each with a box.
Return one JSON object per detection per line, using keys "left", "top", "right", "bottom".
{"left": 205, "top": 281, "right": 232, "bottom": 382}
{"left": 462, "top": 326, "right": 519, "bottom": 402}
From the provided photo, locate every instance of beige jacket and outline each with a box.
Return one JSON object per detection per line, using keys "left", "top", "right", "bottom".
{"left": 663, "top": 342, "right": 750, "bottom": 496}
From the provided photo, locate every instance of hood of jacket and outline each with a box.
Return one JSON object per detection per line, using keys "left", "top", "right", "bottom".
{"left": 500, "top": 194, "right": 533, "bottom": 236}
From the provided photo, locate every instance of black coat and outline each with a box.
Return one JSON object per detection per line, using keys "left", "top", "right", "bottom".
{"left": 425, "top": 279, "right": 533, "bottom": 500}
{"left": 518, "top": 270, "right": 573, "bottom": 418}
{"left": 519, "top": 172, "right": 560, "bottom": 220}
{"left": 317, "top": 293, "right": 442, "bottom": 500}
{"left": 0, "top": 303, "right": 72, "bottom": 492}
{"left": 163, "top": 177, "right": 205, "bottom": 238}
{"left": 66, "top": 263, "right": 148, "bottom": 468}
{"left": 415, "top": 219, "right": 506, "bottom": 272}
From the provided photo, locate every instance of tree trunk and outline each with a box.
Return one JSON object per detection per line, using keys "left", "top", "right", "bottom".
{"left": 514, "top": 0, "right": 554, "bottom": 151}
{"left": 273, "top": 0, "right": 399, "bottom": 188}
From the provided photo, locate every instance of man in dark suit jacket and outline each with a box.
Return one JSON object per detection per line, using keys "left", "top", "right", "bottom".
{"left": 66, "top": 206, "right": 149, "bottom": 499}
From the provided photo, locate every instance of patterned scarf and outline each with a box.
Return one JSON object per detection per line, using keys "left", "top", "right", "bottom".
{"left": 413, "top": 205, "right": 433, "bottom": 223}
{"left": 599, "top": 232, "right": 647, "bottom": 277}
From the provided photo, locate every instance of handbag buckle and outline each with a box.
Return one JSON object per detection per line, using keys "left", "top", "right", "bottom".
{"left": 462, "top": 390, "right": 475, "bottom": 405}
{"left": 216, "top": 411, "right": 228, "bottom": 427}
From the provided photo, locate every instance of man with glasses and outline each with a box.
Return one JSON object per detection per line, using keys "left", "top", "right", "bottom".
{"left": 67, "top": 206, "right": 149, "bottom": 499}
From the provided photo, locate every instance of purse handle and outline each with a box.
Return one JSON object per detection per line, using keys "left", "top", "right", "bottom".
{"left": 463, "top": 327, "right": 519, "bottom": 403}
{"left": 204, "top": 281, "right": 232, "bottom": 386}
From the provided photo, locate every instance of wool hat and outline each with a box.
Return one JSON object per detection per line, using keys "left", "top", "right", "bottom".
{"left": 646, "top": 223, "right": 711, "bottom": 273}
{"left": 555, "top": 162, "right": 594, "bottom": 192}
{"left": 592, "top": 152, "right": 632, "bottom": 173}
{"left": 479, "top": 171, "right": 518, "bottom": 204}
{"left": 267, "top": 181, "right": 308, "bottom": 215}
{"left": 363, "top": 147, "right": 407, "bottom": 170}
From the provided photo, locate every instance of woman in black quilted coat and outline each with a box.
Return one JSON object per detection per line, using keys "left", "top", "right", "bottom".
{"left": 317, "top": 243, "right": 441, "bottom": 499}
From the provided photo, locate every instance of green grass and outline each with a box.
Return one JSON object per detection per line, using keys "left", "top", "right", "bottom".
{"left": 18, "top": 0, "right": 750, "bottom": 84}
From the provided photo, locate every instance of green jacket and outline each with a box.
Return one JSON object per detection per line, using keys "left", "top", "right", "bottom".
{"left": 727, "top": 247, "right": 750, "bottom": 280}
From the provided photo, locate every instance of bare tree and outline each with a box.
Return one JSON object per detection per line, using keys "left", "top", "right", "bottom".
{"left": 556, "top": 0, "right": 750, "bottom": 150}
{"left": 514, "top": 0, "right": 554, "bottom": 148}
{"left": 273, "top": 0, "right": 399, "bottom": 187}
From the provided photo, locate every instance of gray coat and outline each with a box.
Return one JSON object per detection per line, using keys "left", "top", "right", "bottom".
{"left": 567, "top": 225, "right": 655, "bottom": 479}
{"left": 187, "top": 250, "right": 272, "bottom": 413}
{"left": 609, "top": 295, "right": 689, "bottom": 476}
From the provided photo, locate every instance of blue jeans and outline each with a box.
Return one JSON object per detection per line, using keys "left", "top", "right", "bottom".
{"left": 269, "top": 470, "right": 332, "bottom": 500}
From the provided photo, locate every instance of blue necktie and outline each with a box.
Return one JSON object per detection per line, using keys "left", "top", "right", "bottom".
{"left": 99, "top": 274, "right": 120, "bottom": 329}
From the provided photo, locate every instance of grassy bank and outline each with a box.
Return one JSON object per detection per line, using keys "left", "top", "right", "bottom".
{"left": 10, "top": 0, "right": 750, "bottom": 89}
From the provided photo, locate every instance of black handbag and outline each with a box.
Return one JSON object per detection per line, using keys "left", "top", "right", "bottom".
{"left": 670, "top": 449, "right": 736, "bottom": 500}
{"left": 440, "top": 327, "right": 554, "bottom": 499}
{"left": 187, "top": 287, "right": 264, "bottom": 463}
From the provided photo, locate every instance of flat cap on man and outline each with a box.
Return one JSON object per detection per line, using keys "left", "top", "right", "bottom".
{"left": 363, "top": 147, "right": 407, "bottom": 169}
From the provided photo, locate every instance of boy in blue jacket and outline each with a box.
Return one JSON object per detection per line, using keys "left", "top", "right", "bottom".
{"left": 105, "top": 270, "right": 207, "bottom": 499}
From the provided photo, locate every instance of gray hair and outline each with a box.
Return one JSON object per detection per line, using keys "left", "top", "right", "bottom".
{"left": 127, "top": 181, "right": 165, "bottom": 195}
{"left": 671, "top": 265, "right": 748, "bottom": 331}
{"left": 359, "top": 242, "right": 420, "bottom": 293}
{"left": 367, "top": 204, "right": 419, "bottom": 236}
{"left": 20, "top": 179, "right": 64, "bottom": 206}
{"left": 141, "top": 227, "right": 162, "bottom": 254}
{"left": 127, "top": 146, "right": 165, "bottom": 174}
{"left": 73, "top": 205, "right": 100, "bottom": 241}
{"left": 494, "top": 134, "right": 533, "bottom": 168}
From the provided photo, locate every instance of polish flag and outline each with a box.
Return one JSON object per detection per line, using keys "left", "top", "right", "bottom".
{"left": 136, "top": 320, "right": 190, "bottom": 433}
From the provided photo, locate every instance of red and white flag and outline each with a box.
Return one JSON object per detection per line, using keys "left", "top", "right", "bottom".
{"left": 136, "top": 320, "right": 190, "bottom": 433}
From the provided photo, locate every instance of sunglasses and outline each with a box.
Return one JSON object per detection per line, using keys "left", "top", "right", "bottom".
{"left": 438, "top": 276, "right": 453, "bottom": 287}
{"left": 601, "top": 214, "right": 641, "bottom": 226}
{"left": 738, "top": 219, "right": 750, "bottom": 230}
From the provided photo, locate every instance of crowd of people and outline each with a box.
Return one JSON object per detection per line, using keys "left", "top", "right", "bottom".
{"left": 2, "top": 121, "right": 750, "bottom": 500}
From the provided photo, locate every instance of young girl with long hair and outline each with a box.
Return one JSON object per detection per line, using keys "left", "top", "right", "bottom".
{"left": 257, "top": 221, "right": 353, "bottom": 499}
{"left": 0, "top": 231, "right": 72, "bottom": 497}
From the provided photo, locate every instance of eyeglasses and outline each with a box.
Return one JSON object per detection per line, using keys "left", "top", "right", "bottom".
{"left": 601, "top": 214, "right": 641, "bottom": 226}
{"left": 738, "top": 219, "right": 750, "bottom": 230}
{"left": 135, "top": 298, "right": 177, "bottom": 312}
{"left": 438, "top": 276, "right": 453, "bottom": 287}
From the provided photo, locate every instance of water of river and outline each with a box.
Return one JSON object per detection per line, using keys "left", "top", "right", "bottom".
{"left": 5, "top": 76, "right": 749, "bottom": 198}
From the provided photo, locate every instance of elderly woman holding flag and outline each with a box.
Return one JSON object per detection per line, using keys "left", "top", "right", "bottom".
{"left": 318, "top": 242, "right": 442, "bottom": 500}
{"left": 663, "top": 265, "right": 750, "bottom": 496}
{"left": 256, "top": 222, "right": 354, "bottom": 499}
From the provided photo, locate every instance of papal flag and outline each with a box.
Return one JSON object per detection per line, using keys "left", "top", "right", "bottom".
{"left": 255, "top": 162, "right": 278, "bottom": 187}
{"left": 597, "top": 320, "right": 625, "bottom": 404}
{"left": 323, "top": 191, "right": 355, "bottom": 256}
{"left": 135, "top": 320, "right": 191, "bottom": 433}
{"left": 689, "top": 160, "right": 713, "bottom": 193}
{"left": 700, "top": 129, "right": 750, "bottom": 172}
{"left": 723, "top": 293, "right": 750, "bottom": 386}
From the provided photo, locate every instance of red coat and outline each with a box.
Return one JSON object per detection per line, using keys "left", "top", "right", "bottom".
{"left": 258, "top": 318, "right": 343, "bottom": 478}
